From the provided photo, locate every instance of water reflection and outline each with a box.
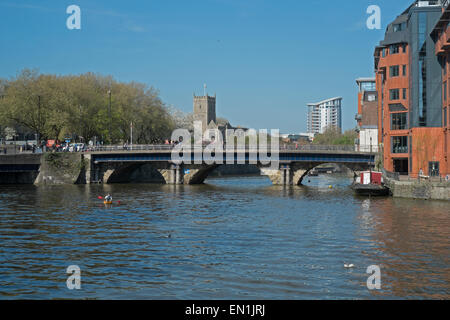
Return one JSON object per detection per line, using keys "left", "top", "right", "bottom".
{"left": 0, "top": 175, "right": 448, "bottom": 299}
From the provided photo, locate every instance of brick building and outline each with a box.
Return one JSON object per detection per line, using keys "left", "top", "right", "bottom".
{"left": 431, "top": 1, "right": 450, "bottom": 179}
{"left": 374, "top": 0, "right": 448, "bottom": 177}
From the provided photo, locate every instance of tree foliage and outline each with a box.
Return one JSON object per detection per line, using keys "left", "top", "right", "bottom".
{"left": 0, "top": 69, "right": 176, "bottom": 144}
{"left": 168, "top": 106, "right": 195, "bottom": 131}
{"left": 312, "top": 127, "right": 357, "bottom": 146}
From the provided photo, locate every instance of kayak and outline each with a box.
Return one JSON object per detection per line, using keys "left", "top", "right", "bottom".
{"left": 104, "top": 200, "right": 113, "bottom": 205}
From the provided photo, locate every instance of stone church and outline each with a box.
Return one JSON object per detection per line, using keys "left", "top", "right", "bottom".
{"left": 193, "top": 93, "right": 234, "bottom": 141}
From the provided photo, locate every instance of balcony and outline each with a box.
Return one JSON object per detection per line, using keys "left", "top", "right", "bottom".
{"left": 435, "top": 22, "right": 450, "bottom": 55}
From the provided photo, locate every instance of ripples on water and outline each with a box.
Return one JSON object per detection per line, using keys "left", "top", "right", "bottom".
{"left": 0, "top": 175, "right": 448, "bottom": 299}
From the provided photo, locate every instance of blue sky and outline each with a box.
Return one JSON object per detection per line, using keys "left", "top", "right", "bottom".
{"left": 0, "top": 0, "right": 413, "bottom": 133}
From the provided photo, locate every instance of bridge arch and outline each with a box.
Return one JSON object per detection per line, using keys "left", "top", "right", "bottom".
{"left": 293, "top": 162, "right": 370, "bottom": 186}
{"left": 90, "top": 147, "right": 375, "bottom": 185}
{"left": 182, "top": 164, "right": 263, "bottom": 185}
{"left": 101, "top": 162, "right": 166, "bottom": 184}
{"left": 100, "top": 162, "right": 371, "bottom": 185}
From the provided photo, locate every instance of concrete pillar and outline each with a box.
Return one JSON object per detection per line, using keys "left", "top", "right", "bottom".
{"left": 167, "top": 164, "right": 183, "bottom": 185}
{"left": 170, "top": 169, "right": 176, "bottom": 184}
{"left": 175, "top": 167, "right": 182, "bottom": 184}
{"left": 286, "top": 167, "right": 292, "bottom": 185}
{"left": 279, "top": 164, "right": 292, "bottom": 186}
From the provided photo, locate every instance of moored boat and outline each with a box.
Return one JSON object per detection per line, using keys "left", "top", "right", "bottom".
{"left": 351, "top": 183, "right": 390, "bottom": 196}
{"left": 308, "top": 170, "right": 319, "bottom": 177}
{"left": 351, "top": 171, "right": 390, "bottom": 196}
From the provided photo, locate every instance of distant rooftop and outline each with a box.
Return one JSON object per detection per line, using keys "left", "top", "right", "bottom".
{"left": 356, "top": 77, "right": 375, "bottom": 84}
{"left": 307, "top": 97, "right": 342, "bottom": 106}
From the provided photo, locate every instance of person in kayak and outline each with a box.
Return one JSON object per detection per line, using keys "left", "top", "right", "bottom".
{"left": 105, "top": 194, "right": 112, "bottom": 202}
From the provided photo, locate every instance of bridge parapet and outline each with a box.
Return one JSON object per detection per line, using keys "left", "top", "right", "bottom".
{"left": 85, "top": 144, "right": 375, "bottom": 186}
{"left": 86, "top": 144, "right": 373, "bottom": 155}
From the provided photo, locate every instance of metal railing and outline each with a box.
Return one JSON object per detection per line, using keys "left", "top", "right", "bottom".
{"left": 85, "top": 144, "right": 364, "bottom": 153}
{"left": 86, "top": 144, "right": 174, "bottom": 152}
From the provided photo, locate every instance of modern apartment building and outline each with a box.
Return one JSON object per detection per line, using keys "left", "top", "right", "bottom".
{"left": 355, "top": 78, "right": 378, "bottom": 152}
{"left": 306, "top": 97, "right": 342, "bottom": 135}
{"left": 431, "top": 1, "right": 450, "bottom": 178}
{"left": 374, "top": 0, "right": 447, "bottom": 177}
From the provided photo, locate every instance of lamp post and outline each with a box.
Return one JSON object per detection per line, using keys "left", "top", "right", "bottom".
{"left": 37, "top": 95, "right": 41, "bottom": 148}
{"left": 130, "top": 121, "right": 133, "bottom": 151}
{"left": 108, "top": 89, "right": 112, "bottom": 145}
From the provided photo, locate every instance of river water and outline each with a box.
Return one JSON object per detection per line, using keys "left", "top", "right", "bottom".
{"left": 0, "top": 175, "right": 448, "bottom": 299}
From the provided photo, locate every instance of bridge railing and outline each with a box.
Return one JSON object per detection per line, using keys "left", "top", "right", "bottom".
{"left": 86, "top": 145, "right": 173, "bottom": 152}
{"left": 279, "top": 145, "right": 357, "bottom": 152}
{"left": 86, "top": 144, "right": 366, "bottom": 153}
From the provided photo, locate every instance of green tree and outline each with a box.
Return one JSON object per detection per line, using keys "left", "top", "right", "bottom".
{"left": 312, "top": 127, "right": 357, "bottom": 146}
{"left": 0, "top": 69, "right": 176, "bottom": 145}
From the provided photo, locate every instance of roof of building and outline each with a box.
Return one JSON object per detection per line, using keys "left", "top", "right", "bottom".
{"left": 356, "top": 77, "right": 376, "bottom": 84}
{"left": 431, "top": 2, "right": 450, "bottom": 38}
{"left": 306, "top": 97, "right": 342, "bottom": 107}
{"left": 374, "top": 0, "right": 444, "bottom": 52}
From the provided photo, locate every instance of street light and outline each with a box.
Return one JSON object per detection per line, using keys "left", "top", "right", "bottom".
{"left": 37, "top": 95, "right": 41, "bottom": 148}
{"left": 108, "top": 89, "right": 112, "bottom": 145}
{"left": 130, "top": 121, "right": 133, "bottom": 151}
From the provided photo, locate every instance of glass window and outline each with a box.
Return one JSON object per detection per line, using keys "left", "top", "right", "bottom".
{"left": 444, "top": 56, "right": 447, "bottom": 75}
{"left": 402, "top": 44, "right": 407, "bottom": 53}
{"left": 445, "top": 81, "right": 448, "bottom": 101}
{"left": 391, "top": 113, "right": 408, "bottom": 130}
{"left": 390, "top": 89, "right": 400, "bottom": 100}
{"left": 390, "top": 66, "right": 400, "bottom": 77}
{"left": 392, "top": 136, "right": 408, "bottom": 153}
{"left": 419, "top": 13, "right": 427, "bottom": 49}
{"left": 390, "top": 44, "right": 400, "bottom": 54}
{"left": 403, "top": 88, "right": 407, "bottom": 100}
{"left": 444, "top": 107, "right": 448, "bottom": 127}
{"left": 361, "top": 82, "right": 376, "bottom": 91}
{"left": 429, "top": 162, "right": 440, "bottom": 177}
{"left": 419, "top": 56, "right": 427, "bottom": 126}
{"left": 403, "top": 65, "right": 407, "bottom": 76}
{"left": 382, "top": 48, "right": 386, "bottom": 57}
{"left": 418, "top": 13, "right": 427, "bottom": 127}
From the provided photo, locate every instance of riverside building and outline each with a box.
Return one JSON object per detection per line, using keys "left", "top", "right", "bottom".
{"left": 374, "top": 0, "right": 448, "bottom": 177}
{"left": 431, "top": 1, "right": 450, "bottom": 179}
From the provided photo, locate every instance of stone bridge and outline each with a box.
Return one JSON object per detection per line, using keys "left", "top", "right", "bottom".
{"left": 85, "top": 146, "right": 376, "bottom": 186}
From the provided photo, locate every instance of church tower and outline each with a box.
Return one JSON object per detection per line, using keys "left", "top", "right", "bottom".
{"left": 193, "top": 93, "right": 216, "bottom": 131}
